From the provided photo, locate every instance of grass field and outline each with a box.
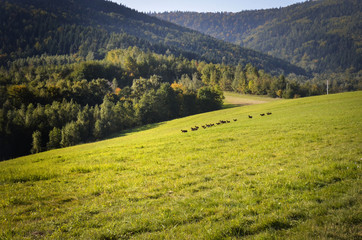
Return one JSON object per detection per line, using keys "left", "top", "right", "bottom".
{"left": 223, "top": 92, "right": 279, "bottom": 107}
{"left": 0, "top": 92, "right": 361, "bottom": 239}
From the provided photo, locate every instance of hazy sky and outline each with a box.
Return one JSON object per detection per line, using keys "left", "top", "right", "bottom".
{"left": 112, "top": 0, "right": 306, "bottom": 13}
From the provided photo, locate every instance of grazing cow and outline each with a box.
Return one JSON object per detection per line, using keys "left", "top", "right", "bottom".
{"left": 216, "top": 122, "right": 221, "bottom": 125}
{"left": 202, "top": 125, "right": 206, "bottom": 129}
{"left": 248, "top": 115, "right": 253, "bottom": 118}
{"left": 260, "top": 113, "right": 265, "bottom": 116}
{"left": 191, "top": 127, "right": 198, "bottom": 131}
{"left": 181, "top": 130, "right": 188, "bottom": 133}
{"left": 267, "top": 112, "right": 272, "bottom": 115}
{"left": 233, "top": 119, "right": 237, "bottom": 121}
{"left": 226, "top": 120, "right": 230, "bottom": 123}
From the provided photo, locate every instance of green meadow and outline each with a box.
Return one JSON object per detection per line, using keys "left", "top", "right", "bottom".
{"left": 0, "top": 92, "right": 361, "bottom": 239}
{"left": 223, "top": 92, "right": 279, "bottom": 109}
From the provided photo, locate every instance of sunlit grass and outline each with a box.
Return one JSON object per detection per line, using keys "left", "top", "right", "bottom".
{"left": 0, "top": 91, "right": 361, "bottom": 239}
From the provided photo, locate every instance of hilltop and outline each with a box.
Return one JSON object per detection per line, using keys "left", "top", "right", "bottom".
{"left": 0, "top": 91, "right": 361, "bottom": 239}
{"left": 0, "top": 0, "right": 306, "bottom": 75}
{"left": 153, "top": 0, "right": 362, "bottom": 74}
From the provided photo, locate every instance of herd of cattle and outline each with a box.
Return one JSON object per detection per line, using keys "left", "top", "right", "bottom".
{"left": 181, "top": 112, "right": 272, "bottom": 133}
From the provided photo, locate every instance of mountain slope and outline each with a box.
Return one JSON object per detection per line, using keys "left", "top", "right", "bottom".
{"left": 0, "top": 0, "right": 306, "bottom": 75}
{"left": 153, "top": 0, "right": 362, "bottom": 74}
{"left": 0, "top": 91, "right": 361, "bottom": 238}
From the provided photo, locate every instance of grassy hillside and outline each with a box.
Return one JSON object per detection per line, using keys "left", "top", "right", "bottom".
{"left": 223, "top": 92, "right": 279, "bottom": 108}
{"left": 1, "top": 92, "right": 361, "bottom": 239}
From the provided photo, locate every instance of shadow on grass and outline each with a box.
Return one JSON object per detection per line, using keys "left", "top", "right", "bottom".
{"left": 223, "top": 103, "right": 250, "bottom": 109}
{"left": 109, "top": 122, "right": 164, "bottom": 139}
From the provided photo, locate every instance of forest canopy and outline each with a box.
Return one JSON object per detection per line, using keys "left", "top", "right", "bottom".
{"left": 0, "top": 0, "right": 307, "bottom": 76}
{"left": 153, "top": 0, "right": 362, "bottom": 74}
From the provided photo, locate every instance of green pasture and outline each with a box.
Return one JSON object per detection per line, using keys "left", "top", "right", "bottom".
{"left": 0, "top": 92, "right": 361, "bottom": 239}
{"left": 223, "top": 92, "right": 278, "bottom": 109}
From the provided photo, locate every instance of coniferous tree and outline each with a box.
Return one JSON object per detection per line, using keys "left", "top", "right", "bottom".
{"left": 31, "top": 130, "right": 42, "bottom": 154}
{"left": 47, "top": 127, "right": 61, "bottom": 150}
{"left": 61, "top": 121, "right": 81, "bottom": 147}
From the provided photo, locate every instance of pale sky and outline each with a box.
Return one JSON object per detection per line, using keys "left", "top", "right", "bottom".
{"left": 112, "top": 0, "right": 307, "bottom": 13}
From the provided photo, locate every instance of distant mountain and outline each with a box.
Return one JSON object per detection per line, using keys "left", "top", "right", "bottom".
{"left": 153, "top": 0, "right": 362, "bottom": 74}
{"left": 0, "top": 0, "right": 306, "bottom": 76}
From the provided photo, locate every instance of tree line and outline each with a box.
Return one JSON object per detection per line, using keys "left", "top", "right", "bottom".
{"left": 2, "top": 46, "right": 353, "bottom": 160}
{"left": 0, "top": 48, "right": 224, "bottom": 160}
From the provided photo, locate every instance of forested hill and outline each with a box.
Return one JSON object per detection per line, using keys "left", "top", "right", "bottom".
{"left": 0, "top": 0, "right": 306, "bottom": 76}
{"left": 153, "top": 0, "right": 362, "bottom": 74}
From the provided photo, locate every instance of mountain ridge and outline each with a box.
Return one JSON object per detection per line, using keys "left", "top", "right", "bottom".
{"left": 153, "top": 0, "right": 362, "bottom": 74}
{"left": 0, "top": 0, "right": 307, "bottom": 76}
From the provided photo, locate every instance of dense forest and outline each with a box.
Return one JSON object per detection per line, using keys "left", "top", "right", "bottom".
{"left": 153, "top": 0, "right": 362, "bottom": 74}
{"left": 0, "top": 0, "right": 306, "bottom": 76}
{"left": 0, "top": 48, "right": 226, "bottom": 160}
